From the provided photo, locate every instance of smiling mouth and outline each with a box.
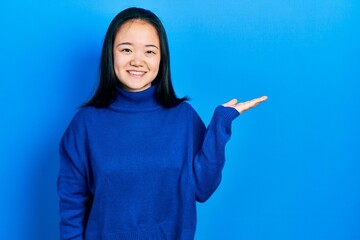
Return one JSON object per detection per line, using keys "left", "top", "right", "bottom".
{"left": 128, "top": 70, "right": 146, "bottom": 77}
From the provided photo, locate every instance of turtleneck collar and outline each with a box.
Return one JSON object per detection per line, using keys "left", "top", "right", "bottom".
{"left": 109, "top": 85, "right": 162, "bottom": 112}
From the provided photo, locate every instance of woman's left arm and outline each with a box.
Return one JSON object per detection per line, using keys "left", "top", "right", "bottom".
{"left": 193, "top": 96, "right": 267, "bottom": 203}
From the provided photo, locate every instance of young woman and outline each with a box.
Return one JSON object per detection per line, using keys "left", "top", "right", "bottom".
{"left": 57, "top": 7, "right": 267, "bottom": 240}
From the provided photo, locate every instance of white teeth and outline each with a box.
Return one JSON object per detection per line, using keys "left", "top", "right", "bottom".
{"left": 128, "top": 71, "right": 145, "bottom": 76}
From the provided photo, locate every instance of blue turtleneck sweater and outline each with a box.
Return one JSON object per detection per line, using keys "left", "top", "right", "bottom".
{"left": 57, "top": 86, "right": 239, "bottom": 240}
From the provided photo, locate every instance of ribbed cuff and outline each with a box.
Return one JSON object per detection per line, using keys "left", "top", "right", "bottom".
{"left": 212, "top": 105, "right": 240, "bottom": 127}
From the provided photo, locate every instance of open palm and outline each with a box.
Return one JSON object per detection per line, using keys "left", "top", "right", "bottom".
{"left": 223, "top": 96, "right": 268, "bottom": 114}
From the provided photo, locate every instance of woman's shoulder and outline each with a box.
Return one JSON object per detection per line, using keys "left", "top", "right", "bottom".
{"left": 174, "top": 101, "right": 204, "bottom": 126}
{"left": 65, "top": 106, "right": 102, "bottom": 129}
{"left": 71, "top": 106, "right": 97, "bottom": 120}
{"left": 175, "top": 101, "right": 198, "bottom": 115}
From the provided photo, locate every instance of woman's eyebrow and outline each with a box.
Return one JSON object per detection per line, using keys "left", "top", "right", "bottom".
{"left": 116, "top": 42, "right": 132, "bottom": 47}
{"left": 116, "top": 42, "right": 159, "bottom": 49}
{"left": 145, "top": 44, "right": 159, "bottom": 49}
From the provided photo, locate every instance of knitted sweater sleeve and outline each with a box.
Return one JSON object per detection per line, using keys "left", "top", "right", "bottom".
{"left": 57, "top": 112, "right": 92, "bottom": 240}
{"left": 193, "top": 105, "right": 240, "bottom": 203}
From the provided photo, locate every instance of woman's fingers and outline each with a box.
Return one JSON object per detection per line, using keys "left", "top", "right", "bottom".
{"left": 236, "top": 96, "right": 268, "bottom": 113}
{"left": 222, "top": 96, "right": 267, "bottom": 114}
{"left": 256, "top": 96, "right": 268, "bottom": 103}
{"left": 247, "top": 96, "right": 268, "bottom": 106}
{"left": 233, "top": 96, "right": 268, "bottom": 114}
{"left": 222, "top": 98, "right": 238, "bottom": 107}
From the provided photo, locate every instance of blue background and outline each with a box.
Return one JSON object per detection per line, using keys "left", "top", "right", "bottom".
{"left": 1, "top": 0, "right": 359, "bottom": 239}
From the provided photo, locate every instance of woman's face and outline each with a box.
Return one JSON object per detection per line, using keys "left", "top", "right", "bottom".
{"left": 113, "top": 20, "right": 161, "bottom": 92}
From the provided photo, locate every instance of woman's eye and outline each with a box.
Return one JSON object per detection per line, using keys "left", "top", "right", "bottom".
{"left": 121, "top": 48, "right": 132, "bottom": 53}
{"left": 146, "top": 50, "right": 155, "bottom": 55}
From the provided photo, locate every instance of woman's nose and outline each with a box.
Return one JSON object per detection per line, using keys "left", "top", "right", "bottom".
{"left": 130, "top": 53, "right": 144, "bottom": 67}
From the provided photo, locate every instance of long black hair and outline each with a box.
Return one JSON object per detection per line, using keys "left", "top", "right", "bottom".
{"left": 83, "top": 7, "right": 187, "bottom": 108}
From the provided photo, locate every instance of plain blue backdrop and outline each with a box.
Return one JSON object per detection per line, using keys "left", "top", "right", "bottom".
{"left": 1, "top": 0, "right": 359, "bottom": 239}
